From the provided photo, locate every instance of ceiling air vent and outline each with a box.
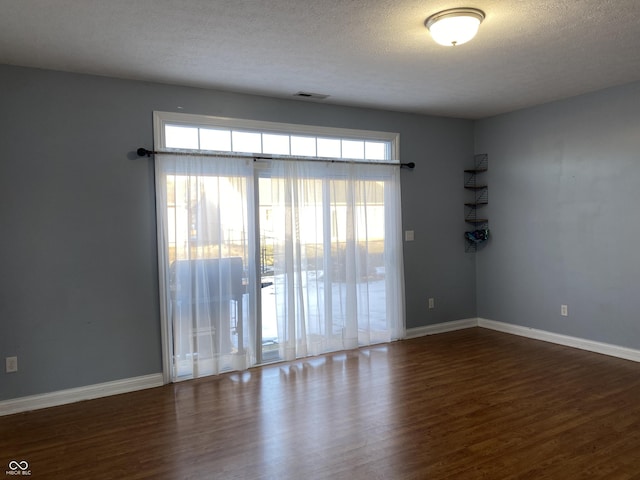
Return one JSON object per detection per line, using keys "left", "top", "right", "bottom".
{"left": 293, "top": 91, "right": 330, "bottom": 100}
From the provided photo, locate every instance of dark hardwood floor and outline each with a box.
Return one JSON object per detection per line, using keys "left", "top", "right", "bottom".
{"left": 3, "top": 327, "right": 640, "bottom": 479}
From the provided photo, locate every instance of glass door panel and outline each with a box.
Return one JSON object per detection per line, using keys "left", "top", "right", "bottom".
{"left": 166, "top": 172, "right": 252, "bottom": 378}
{"left": 258, "top": 177, "right": 279, "bottom": 362}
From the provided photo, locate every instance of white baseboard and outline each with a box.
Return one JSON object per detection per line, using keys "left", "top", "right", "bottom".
{"left": 0, "top": 373, "right": 164, "bottom": 416}
{"left": 478, "top": 318, "right": 640, "bottom": 363}
{"left": 407, "top": 317, "right": 640, "bottom": 363}
{"left": 4, "top": 319, "right": 638, "bottom": 416}
{"left": 405, "top": 318, "right": 479, "bottom": 339}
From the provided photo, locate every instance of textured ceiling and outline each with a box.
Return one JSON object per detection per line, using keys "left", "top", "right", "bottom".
{"left": 1, "top": 0, "right": 640, "bottom": 118}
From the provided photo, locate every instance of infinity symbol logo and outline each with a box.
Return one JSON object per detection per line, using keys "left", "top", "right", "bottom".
{"left": 8, "top": 461, "right": 29, "bottom": 471}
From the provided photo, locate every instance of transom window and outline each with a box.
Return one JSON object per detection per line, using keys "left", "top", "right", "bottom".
{"left": 155, "top": 111, "right": 398, "bottom": 162}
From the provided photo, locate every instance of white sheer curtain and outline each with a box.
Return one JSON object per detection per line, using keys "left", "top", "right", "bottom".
{"left": 156, "top": 153, "right": 405, "bottom": 381}
{"left": 155, "top": 154, "right": 257, "bottom": 381}
{"left": 266, "top": 160, "right": 405, "bottom": 361}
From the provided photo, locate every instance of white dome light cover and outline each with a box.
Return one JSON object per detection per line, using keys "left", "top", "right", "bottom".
{"left": 425, "top": 8, "right": 485, "bottom": 47}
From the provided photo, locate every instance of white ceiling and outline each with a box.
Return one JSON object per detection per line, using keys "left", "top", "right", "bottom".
{"left": 2, "top": 0, "right": 640, "bottom": 119}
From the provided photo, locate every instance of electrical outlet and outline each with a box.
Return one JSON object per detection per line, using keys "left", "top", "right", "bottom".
{"left": 405, "top": 230, "right": 415, "bottom": 242}
{"left": 428, "top": 298, "right": 435, "bottom": 309}
{"left": 6, "top": 356, "right": 18, "bottom": 373}
{"left": 561, "top": 305, "right": 568, "bottom": 317}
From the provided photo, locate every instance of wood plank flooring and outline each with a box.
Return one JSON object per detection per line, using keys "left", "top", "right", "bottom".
{"left": 2, "top": 328, "right": 640, "bottom": 479}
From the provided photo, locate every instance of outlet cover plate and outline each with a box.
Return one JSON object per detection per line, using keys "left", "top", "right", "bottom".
{"left": 6, "top": 356, "right": 18, "bottom": 373}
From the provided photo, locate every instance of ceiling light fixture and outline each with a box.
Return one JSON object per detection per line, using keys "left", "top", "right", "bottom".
{"left": 425, "top": 7, "right": 485, "bottom": 47}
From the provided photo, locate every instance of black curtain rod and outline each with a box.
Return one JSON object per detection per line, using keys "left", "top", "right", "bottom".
{"left": 137, "top": 148, "right": 415, "bottom": 169}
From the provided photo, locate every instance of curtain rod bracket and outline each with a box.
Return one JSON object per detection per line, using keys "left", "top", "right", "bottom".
{"left": 137, "top": 148, "right": 153, "bottom": 157}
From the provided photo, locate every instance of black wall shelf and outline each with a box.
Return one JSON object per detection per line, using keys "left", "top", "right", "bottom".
{"left": 464, "top": 154, "right": 489, "bottom": 253}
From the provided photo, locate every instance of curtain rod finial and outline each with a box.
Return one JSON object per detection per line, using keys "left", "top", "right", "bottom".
{"left": 137, "top": 147, "right": 152, "bottom": 157}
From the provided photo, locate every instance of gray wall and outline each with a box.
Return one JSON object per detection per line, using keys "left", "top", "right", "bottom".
{"left": 475, "top": 81, "right": 640, "bottom": 349}
{"left": 0, "top": 65, "right": 475, "bottom": 401}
